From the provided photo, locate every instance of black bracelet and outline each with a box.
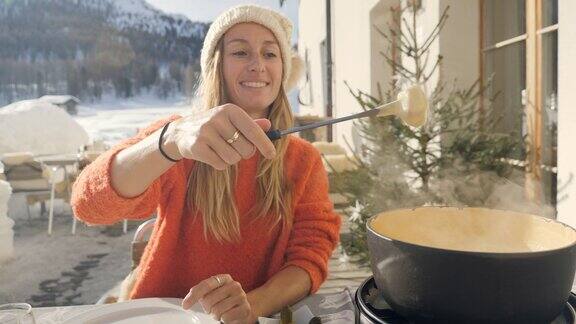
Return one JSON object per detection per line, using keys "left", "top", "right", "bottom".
{"left": 158, "top": 122, "right": 182, "bottom": 163}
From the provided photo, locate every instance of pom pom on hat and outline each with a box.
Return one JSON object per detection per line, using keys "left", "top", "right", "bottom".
{"left": 200, "top": 4, "right": 304, "bottom": 91}
{"left": 285, "top": 51, "right": 305, "bottom": 92}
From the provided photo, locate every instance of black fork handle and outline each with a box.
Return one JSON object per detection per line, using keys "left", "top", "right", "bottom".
{"left": 266, "top": 130, "right": 282, "bottom": 141}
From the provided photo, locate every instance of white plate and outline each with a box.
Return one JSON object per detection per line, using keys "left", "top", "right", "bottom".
{"left": 62, "top": 298, "right": 219, "bottom": 324}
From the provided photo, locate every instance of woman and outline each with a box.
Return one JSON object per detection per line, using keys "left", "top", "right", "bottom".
{"left": 71, "top": 4, "right": 340, "bottom": 323}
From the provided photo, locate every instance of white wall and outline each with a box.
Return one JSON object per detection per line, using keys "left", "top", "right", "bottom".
{"left": 370, "top": 1, "right": 394, "bottom": 99}
{"left": 557, "top": 0, "right": 576, "bottom": 227}
{"left": 298, "top": 0, "right": 398, "bottom": 148}
{"left": 438, "top": 0, "right": 480, "bottom": 146}
{"left": 332, "top": 0, "right": 382, "bottom": 151}
{"left": 297, "top": 0, "right": 327, "bottom": 118}
{"left": 439, "top": 0, "right": 480, "bottom": 87}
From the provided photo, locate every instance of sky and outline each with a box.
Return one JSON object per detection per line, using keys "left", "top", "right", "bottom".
{"left": 146, "top": 0, "right": 299, "bottom": 44}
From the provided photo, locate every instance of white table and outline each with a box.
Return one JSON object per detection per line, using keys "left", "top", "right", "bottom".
{"left": 31, "top": 288, "right": 358, "bottom": 323}
{"left": 33, "top": 303, "right": 95, "bottom": 323}
{"left": 34, "top": 154, "right": 80, "bottom": 236}
{"left": 35, "top": 154, "right": 80, "bottom": 167}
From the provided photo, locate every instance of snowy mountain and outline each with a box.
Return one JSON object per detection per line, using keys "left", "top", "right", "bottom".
{"left": 0, "top": 0, "right": 210, "bottom": 62}
{"left": 80, "top": 0, "right": 206, "bottom": 38}
{"left": 0, "top": 0, "right": 209, "bottom": 104}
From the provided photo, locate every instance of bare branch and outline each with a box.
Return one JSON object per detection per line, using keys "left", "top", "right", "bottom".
{"left": 423, "top": 55, "right": 443, "bottom": 83}
{"left": 402, "top": 17, "right": 418, "bottom": 50}
{"left": 418, "top": 6, "right": 450, "bottom": 56}
{"left": 375, "top": 24, "right": 412, "bottom": 54}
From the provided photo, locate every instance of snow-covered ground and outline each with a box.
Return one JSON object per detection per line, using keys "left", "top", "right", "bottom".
{"left": 75, "top": 95, "right": 192, "bottom": 147}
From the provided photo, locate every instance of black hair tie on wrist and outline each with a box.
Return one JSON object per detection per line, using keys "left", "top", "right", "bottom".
{"left": 159, "top": 122, "right": 181, "bottom": 163}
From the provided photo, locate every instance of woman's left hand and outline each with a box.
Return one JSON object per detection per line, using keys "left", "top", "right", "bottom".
{"left": 182, "top": 274, "right": 257, "bottom": 324}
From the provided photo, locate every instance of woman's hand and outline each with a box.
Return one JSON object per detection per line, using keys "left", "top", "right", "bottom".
{"left": 164, "top": 103, "right": 277, "bottom": 170}
{"left": 182, "top": 274, "right": 257, "bottom": 324}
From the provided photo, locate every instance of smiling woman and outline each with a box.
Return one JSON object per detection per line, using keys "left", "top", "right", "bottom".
{"left": 71, "top": 4, "right": 340, "bottom": 324}
{"left": 222, "top": 24, "right": 283, "bottom": 118}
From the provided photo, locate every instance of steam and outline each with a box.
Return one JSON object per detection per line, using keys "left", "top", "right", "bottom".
{"left": 432, "top": 163, "right": 556, "bottom": 219}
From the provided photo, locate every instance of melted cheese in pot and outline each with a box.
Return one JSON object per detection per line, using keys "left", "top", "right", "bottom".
{"left": 370, "top": 207, "right": 576, "bottom": 253}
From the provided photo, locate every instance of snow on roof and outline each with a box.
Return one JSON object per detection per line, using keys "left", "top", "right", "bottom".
{"left": 0, "top": 99, "right": 89, "bottom": 155}
{"left": 38, "top": 95, "right": 80, "bottom": 105}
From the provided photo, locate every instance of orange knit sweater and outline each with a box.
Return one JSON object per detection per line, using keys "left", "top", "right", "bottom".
{"left": 71, "top": 116, "right": 341, "bottom": 299}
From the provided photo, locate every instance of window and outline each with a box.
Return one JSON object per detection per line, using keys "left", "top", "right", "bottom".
{"left": 482, "top": 0, "right": 526, "bottom": 158}
{"left": 539, "top": 0, "right": 558, "bottom": 206}
{"left": 481, "top": 0, "right": 558, "bottom": 208}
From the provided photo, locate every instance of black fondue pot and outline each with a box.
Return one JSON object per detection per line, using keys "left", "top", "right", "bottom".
{"left": 366, "top": 207, "right": 576, "bottom": 323}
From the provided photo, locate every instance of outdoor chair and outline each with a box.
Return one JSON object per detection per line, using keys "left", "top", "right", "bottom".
{"left": 2, "top": 152, "right": 58, "bottom": 218}
{"left": 1, "top": 152, "right": 79, "bottom": 235}
{"left": 2, "top": 152, "right": 50, "bottom": 194}
{"left": 78, "top": 140, "right": 107, "bottom": 171}
{"left": 44, "top": 165, "right": 78, "bottom": 235}
{"left": 311, "top": 141, "right": 358, "bottom": 173}
{"left": 129, "top": 218, "right": 156, "bottom": 270}
{"left": 311, "top": 142, "right": 357, "bottom": 207}
{"left": 2, "top": 148, "right": 129, "bottom": 236}
{"left": 96, "top": 218, "right": 156, "bottom": 304}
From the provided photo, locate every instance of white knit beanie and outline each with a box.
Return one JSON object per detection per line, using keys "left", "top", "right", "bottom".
{"left": 200, "top": 4, "right": 304, "bottom": 92}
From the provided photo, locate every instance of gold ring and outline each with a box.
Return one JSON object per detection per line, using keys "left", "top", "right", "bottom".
{"left": 226, "top": 131, "right": 240, "bottom": 144}
{"left": 213, "top": 275, "right": 222, "bottom": 287}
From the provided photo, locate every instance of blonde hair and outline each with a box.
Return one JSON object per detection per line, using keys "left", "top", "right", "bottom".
{"left": 187, "top": 40, "right": 294, "bottom": 242}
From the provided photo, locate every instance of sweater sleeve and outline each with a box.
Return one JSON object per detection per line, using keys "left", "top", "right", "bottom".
{"left": 71, "top": 115, "right": 181, "bottom": 225}
{"left": 283, "top": 150, "right": 341, "bottom": 294}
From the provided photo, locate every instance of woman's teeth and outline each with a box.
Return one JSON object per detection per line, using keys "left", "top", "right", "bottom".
{"left": 241, "top": 81, "right": 267, "bottom": 88}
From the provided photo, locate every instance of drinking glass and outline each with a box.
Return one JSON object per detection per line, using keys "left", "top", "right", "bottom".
{"left": 0, "top": 303, "right": 36, "bottom": 324}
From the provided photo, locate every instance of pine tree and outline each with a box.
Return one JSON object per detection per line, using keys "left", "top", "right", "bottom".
{"left": 331, "top": 3, "right": 526, "bottom": 264}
